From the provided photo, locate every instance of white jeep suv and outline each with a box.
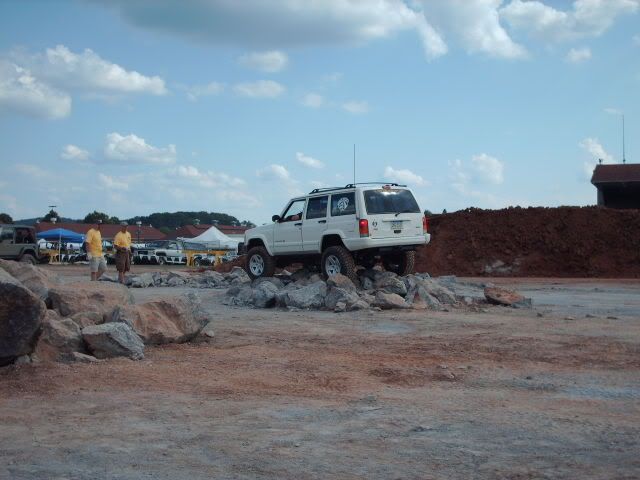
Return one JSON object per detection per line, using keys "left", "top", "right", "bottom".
{"left": 243, "top": 183, "right": 430, "bottom": 281}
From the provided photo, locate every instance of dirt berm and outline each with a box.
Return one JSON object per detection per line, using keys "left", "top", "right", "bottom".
{"left": 417, "top": 206, "right": 640, "bottom": 277}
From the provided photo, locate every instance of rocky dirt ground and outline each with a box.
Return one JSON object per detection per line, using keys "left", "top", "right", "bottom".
{"left": 1, "top": 265, "right": 639, "bottom": 479}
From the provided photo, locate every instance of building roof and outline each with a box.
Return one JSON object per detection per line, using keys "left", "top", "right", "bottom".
{"left": 35, "top": 222, "right": 166, "bottom": 241}
{"left": 591, "top": 164, "right": 640, "bottom": 185}
{"left": 165, "top": 224, "right": 249, "bottom": 239}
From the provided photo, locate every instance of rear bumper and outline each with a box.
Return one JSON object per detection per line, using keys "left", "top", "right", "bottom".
{"left": 345, "top": 233, "right": 430, "bottom": 252}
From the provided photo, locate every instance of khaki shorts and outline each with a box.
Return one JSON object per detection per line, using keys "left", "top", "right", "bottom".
{"left": 89, "top": 256, "right": 107, "bottom": 273}
{"left": 115, "top": 251, "right": 131, "bottom": 272}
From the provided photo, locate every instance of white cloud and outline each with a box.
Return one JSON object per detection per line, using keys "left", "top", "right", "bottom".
{"left": 233, "top": 80, "right": 285, "bottom": 98}
{"left": 99, "top": 173, "right": 129, "bottom": 191}
{"left": 634, "top": 34, "right": 640, "bottom": 45}
{"left": 296, "top": 152, "right": 324, "bottom": 169}
{"left": 342, "top": 100, "right": 369, "bottom": 114}
{"left": 310, "top": 180, "right": 329, "bottom": 189}
{"left": 580, "top": 137, "right": 614, "bottom": 177}
{"left": 566, "top": 47, "right": 591, "bottom": 63}
{"left": 238, "top": 50, "right": 288, "bottom": 72}
{"left": 28, "top": 45, "right": 167, "bottom": 95}
{"left": 448, "top": 153, "right": 505, "bottom": 206}
{"left": 501, "top": 0, "right": 640, "bottom": 43}
{"left": 60, "top": 144, "right": 90, "bottom": 162}
{"left": 421, "top": 0, "right": 527, "bottom": 59}
{"left": 471, "top": 153, "right": 504, "bottom": 184}
{"left": 185, "top": 82, "right": 224, "bottom": 101}
{"left": 0, "top": 60, "right": 71, "bottom": 119}
{"left": 94, "top": 0, "right": 448, "bottom": 60}
{"left": 301, "top": 93, "right": 324, "bottom": 108}
{"left": 174, "top": 164, "right": 246, "bottom": 188}
{"left": 604, "top": 107, "right": 623, "bottom": 115}
{"left": 104, "top": 132, "right": 177, "bottom": 165}
{"left": 257, "top": 164, "right": 291, "bottom": 181}
{"left": 384, "top": 166, "right": 427, "bottom": 186}
{"left": 14, "top": 163, "right": 53, "bottom": 179}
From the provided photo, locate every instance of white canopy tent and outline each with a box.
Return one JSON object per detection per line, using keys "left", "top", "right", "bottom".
{"left": 179, "top": 225, "right": 239, "bottom": 250}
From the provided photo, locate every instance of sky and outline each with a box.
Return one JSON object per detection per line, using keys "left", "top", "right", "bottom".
{"left": 0, "top": 0, "right": 638, "bottom": 225}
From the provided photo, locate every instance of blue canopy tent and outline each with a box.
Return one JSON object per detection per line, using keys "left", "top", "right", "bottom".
{"left": 37, "top": 228, "right": 85, "bottom": 243}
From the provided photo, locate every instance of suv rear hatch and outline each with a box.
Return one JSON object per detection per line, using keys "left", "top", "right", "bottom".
{"left": 362, "top": 188, "right": 423, "bottom": 239}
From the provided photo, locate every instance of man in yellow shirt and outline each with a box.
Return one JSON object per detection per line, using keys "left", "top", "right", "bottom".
{"left": 84, "top": 220, "right": 106, "bottom": 281}
{"left": 113, "top": 222, "right": 132, "bottom": 284}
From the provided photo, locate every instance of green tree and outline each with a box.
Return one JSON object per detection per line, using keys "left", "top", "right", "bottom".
{"left": 159, "top": 226, "right": 172, "bottom": 235}
{"left": 423, "top": 209, "right": 433, "bottom": 216}
{"left": 108, "top": 216, "right": 120, "bottom": 224}
{"left": 43, "top": 209, "right": 59, "bottom": 222}
{"left": 442, "top": 209, "right": 447, "bottom": 214}
{"left": 83, "top": 211, "right": 110, "bottom": 224}
{"left": 0, "top": 213, "right": 13, "bottom": 224}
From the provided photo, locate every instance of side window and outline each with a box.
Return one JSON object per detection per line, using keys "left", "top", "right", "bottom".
{"left": 306, "top": 196, "right": 328, "bottom": 219}
{"left": 281, "top": 199, "right": 307, "bottom": 222}
{"left": 0, "top": 227, "right": 14, "bottom": 244}
{"left": 330, "top": 192, "right": 356, "bottom": 216}
{"left": 15, "top": 228, "right": 34, "bottom": 244}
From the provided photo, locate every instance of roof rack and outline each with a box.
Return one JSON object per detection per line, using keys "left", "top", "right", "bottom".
{"left": 309, "top": 182, "right": 405, "bottom": 194}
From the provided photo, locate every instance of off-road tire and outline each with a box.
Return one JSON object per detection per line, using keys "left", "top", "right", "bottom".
{"left": 383, "top": 250, "right": 416, "bottom": 276}
{"left": 245, "top": 246, "right": 276, "bottom": 279}
{"left": 19, "top": 253, "right": 37, "bottom": 265}
{"left": 321, "top": 245, "right": 357, "bottom": 283}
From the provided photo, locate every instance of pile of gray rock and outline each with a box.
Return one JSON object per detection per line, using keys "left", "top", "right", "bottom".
{"left": 224, "top": 267, "right": 532, "bottom": 312}
{"left": 0, "top": 259, "right": 214, "bottom": 367}
{"left": 99, "top": 268, "right": 248, "bottom": 289}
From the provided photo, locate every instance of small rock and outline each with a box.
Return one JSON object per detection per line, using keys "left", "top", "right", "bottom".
{"left": 606, "top": 316, "right": 619, "bottom": 320}
{"left": 59, "top": 352, "right": 100, "bottom": 363}
{"left": 484, "top": 286, "right": 531, "bottom": 308}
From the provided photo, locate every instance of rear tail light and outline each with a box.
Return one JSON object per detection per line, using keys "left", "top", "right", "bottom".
{"left": 359, "top": 219, "right": 369, "bottom": 237}
{"left": 423, "top": 216, "right": 429, "bottom": 234}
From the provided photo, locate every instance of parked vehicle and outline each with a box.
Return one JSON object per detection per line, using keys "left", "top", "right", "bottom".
{"left": 0, "top": 224, "right": 41, "bottom": 264}
{"left": 134, "top": 240, "right": 187, "bottom": 265}
{"left": 243, "top": 183, "right": 430, "bottom": 281}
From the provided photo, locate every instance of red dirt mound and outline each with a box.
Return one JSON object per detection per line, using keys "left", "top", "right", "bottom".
{"left": 416, "top": 207, "right": 640, "bottom": 278}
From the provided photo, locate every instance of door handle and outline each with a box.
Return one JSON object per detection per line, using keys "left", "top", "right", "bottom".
{"left": 294, "top": 222, "right": 302, "bottom": 226}
{"left": 318, "top": 220, "right": 327, "bottom": 224}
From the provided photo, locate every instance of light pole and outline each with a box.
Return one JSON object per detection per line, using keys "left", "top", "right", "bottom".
{"left": 48, "top": 205, "right": 60, "bottom": 263}
{"left": 136, "top": 221, "right": 142, "bottom": 245}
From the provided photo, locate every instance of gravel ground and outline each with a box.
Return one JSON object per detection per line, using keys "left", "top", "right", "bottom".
{"left": 1, "top": 265, "right": 639, "bottom": 479}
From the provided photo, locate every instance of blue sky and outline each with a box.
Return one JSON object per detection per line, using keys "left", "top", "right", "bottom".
{"left": 0, "top": 0, "right": 638, "bottom": 224}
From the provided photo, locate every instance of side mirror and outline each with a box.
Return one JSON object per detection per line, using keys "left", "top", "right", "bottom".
{"left": 272, "top": 215, "right": 281, "bottom": 222}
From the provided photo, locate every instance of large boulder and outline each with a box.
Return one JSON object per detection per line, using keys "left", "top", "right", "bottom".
{"left": 0, "top": 258, "right": 60, "bottom": 301}
{"left": 405, "top": 285, "right": 441, "bottom": 310}
{"left": 251, "top": 281, "right": 279, "bottom": 308}
{"left": 374, "top": 272, "right": 408, "bottom": 296}
{"left": 282, "top": 281, "right": 327, "bottom": 309}
{"left": 33, "top": 311, "right": 84, "bottom": 362}
{"left": 415, "top": 278, "right": 457, "bottom": 305}
{"left": 228, "top": 266, "right": 251, "bottom": 285}
{"left": 325, "top": 287, "right": 362, "bottom": 311}
{"left": 69, "top": 311, "right": 105, "bottom": 329}
{"left": 129, "top": 272, "right": 154, "bottom": 288}
{"left": 374, "top": 291, "right": 410, "bottom": 309}
{"left": 108, "top": 294, "right": 209, "bottom": 345}
{"left": 224, "top": 285, "right": 254, "bottom": 306}
{"left": 82, "top": 322, "right": 144, "bottom": 360}
{"left": 0, "top": 270, "right": 46, "bottom": 366}
{"left": 48, "top": 281, "right": 134, "bottom": 317}
{"left": 327, "top": 273, "right": 357, "bottom": 292}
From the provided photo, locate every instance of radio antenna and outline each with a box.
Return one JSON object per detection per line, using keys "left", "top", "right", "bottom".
{"left": 622, "top": 114, "right": 626, "bottom": 164}
{"left": 353, "top": 144, "right": 356, "bottom": 184}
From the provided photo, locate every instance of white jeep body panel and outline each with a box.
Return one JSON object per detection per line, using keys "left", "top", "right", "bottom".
{"left": 244, "top": 184, "right": 430, "bottom": 257}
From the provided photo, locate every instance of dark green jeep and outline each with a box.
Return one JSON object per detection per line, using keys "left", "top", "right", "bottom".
{"left": 0, "top": 224, "right": 41, "bottom": 264}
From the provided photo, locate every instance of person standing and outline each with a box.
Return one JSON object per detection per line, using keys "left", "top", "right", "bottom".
{"left": 84, "top": 220, "right": 107, "bottom": 281}
{"left": 113, "top": 222, "right": 132, "bottom": 284}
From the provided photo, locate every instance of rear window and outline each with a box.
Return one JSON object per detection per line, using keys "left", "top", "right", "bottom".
{"left": 364, "top": 189, "right": 420, "bottom": 214}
